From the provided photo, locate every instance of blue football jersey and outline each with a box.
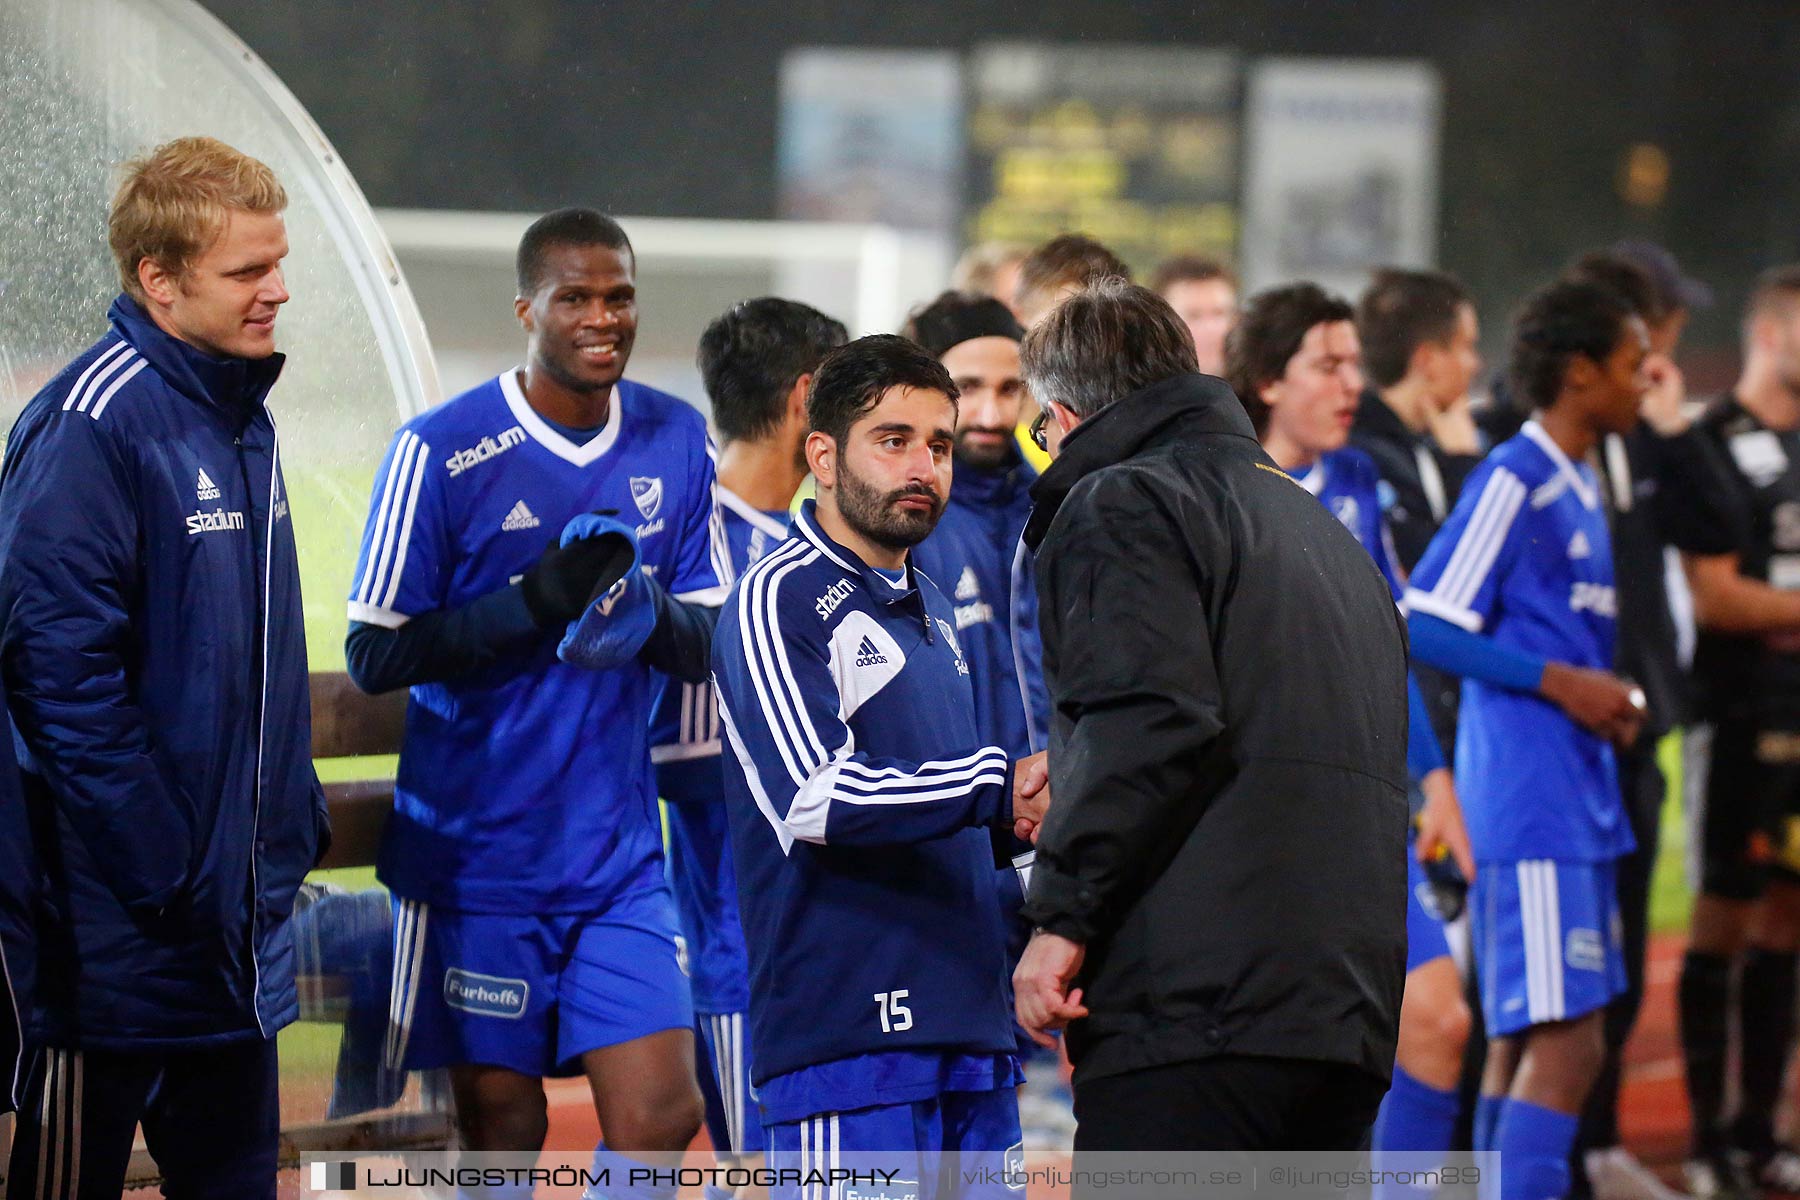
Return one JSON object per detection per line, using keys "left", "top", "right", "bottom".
{"left": 348, "top": 372, "right": 730, "bottom": 913}
{"left": 652, "top": 487, "right": 789, "bottom": 1013}
{"left": 1404, "top": 421, "right": 1632, "bottom": 862}
{"left": 1293, "top": 446, "right": 1405, "bottom": 600}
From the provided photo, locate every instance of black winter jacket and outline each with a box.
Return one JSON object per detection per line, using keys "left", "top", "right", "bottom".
{"left": 1021, "top": 373, "right": 1408, "bottom": 1085}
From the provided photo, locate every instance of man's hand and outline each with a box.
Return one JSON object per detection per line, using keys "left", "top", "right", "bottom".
{"left": 1415, "top": 767, "right": 1475, "bottom": 882}
{"left": 1014, "top": 929, "right": 1089, "bottom": 1048}
{"left": 1539, "top": 662, "right": 1645, "bottom": 747}
{"left": 1012, "top": 750, "right": 1049, "bottom": 842}
{"left": 1426, "top": 393, "right": 1483, "bottom": 456}
{"left": 519, "top": 512, "right": 639, "bottom": 628}
{"left": 1639, "top": 352, "right": 1690, "bottom": 435}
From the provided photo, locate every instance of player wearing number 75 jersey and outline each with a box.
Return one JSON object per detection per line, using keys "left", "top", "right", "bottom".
{"left": 713, "top": 336, "right": 1048, "bottom": 1194}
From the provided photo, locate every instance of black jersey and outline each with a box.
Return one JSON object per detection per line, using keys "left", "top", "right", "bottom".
{"left": 1658, "top": 394, "right": 1800, "bottom": 721}
{"left": 1598, "top": 424, "right": 1688, "bottom": 737}
{"left": 1350, "top": 390, "right": 1479, "bottom": 755}
{"left": 1349, "top": 389, "right": 1480, "bottom": 574}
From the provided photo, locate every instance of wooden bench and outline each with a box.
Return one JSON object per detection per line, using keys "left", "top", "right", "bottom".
{"left": 310, "top": 671, "right": 409, "bottom": 870}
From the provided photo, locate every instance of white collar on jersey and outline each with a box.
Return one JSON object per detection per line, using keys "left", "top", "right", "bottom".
{"left": 718, "top": 486, "right": 790, "bottom": 538}
{"left": 1295, "top": 458, "right": 1327, "bottom": 496}
{"left": 1521, "top": 419, "right": 1598, "bottom": 510}
{"left": 499, "top": 368, "right": 624, "bottom": 467}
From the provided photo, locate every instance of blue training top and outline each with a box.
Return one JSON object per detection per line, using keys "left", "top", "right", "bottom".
{"left": 910, "top": 446, "right": 1045, "bottom": 757}
{"left": 713, "top": 501, "right": 1020, "bottom": 1116}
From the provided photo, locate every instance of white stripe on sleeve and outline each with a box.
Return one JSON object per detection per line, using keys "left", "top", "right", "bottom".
{"left": 86, "top": 358, "right": 149, "bottom": 420}
{"left": 356, "top": 431, "right": 420, "bottom": 606}
{"left": 783, "top": 748, "right": 1010, "bottom": 842}
{"left": 1402, "top": 587, "right": 1485, "bottom": 633}
{"left": 1432, "top": 468, "right": 1526, "bottom": 613}
{"left": 739, "top": 544, "right": 831, "bottom": 786}
{"left": 61, "top": 342, "right": 130, "bottom": 412}
{"left": 379, "top": 438, "right": 432, "bottom": 611}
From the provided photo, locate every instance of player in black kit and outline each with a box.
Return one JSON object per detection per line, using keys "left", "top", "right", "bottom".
{"left": 1660, "top": 265, "right": 1800, "bottom": 1199}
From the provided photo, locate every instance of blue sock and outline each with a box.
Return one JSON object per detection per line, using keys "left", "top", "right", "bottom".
{"left": 1496, "top": 1098, "right": 1578, "bottom": 1200}
{"left": 1474, "top": 1093, "right": 1504, "bottom": 1154}
{"left": 1373, "top": 1068, "right": 1461, "bottom": 1200}
{"left": 583, "top": 1143, "right": 682, "bottom": 1200}
{"left": 1375, "top": 1065, "right": 1461, "bottom": 1152}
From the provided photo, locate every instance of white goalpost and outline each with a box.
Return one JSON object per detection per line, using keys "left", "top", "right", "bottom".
{"left": 376, "top": 207, "right": 954, "bottom": 417}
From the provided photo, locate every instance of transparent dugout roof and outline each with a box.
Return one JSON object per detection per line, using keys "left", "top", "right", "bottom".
{"left": 0, "top": 0, "right": 438, "bottom": 663}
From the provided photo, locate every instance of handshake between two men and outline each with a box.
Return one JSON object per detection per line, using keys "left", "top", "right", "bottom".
{"left": 1011, "top": 749, "right": 1052, "bottom": 844}
{"left": 1005, "top": 747, "right": 1091, "bottom": 1050}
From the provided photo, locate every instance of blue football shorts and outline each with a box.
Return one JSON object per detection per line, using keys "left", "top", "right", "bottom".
{"left": 765, "top": 1088, "right": 1024, "bottom": 1200}
{"left": 384, "top": 883, "right": 692, "bottom": 1076}
{"left": 696, "top": 1009, "right": 767, "bottom": 1156}
{"left": 1471, "top": 858, "right": 1627, "bottom": 1037}
{"left": 1406, "top": 852, "right": 1454, "bottom": 974}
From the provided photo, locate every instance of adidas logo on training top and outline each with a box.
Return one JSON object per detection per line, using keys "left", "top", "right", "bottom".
{"left": 501, "top": 500, "right": 541, "bottom": 531}
{"left": 854, "top": 635, "right": 888, "bottom": 667}
{"left": 955, "top": 566, "right": 980, "bottom": 601}
{"left": 1568, "top": 529, "right": 1591, "bottom": 559}
{"left": 196, "top": 468, "right": 220, "bottom": 501}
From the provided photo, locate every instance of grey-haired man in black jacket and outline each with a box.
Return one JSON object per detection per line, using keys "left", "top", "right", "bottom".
{"left": 1013, "top": 277, "right": 1410, "bottom": 1152}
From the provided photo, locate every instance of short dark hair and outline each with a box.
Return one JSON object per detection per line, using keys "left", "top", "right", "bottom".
{"left": 1020, "top": 278, "right": 1197, "bottom": 419}
{"left": 901, "top": 291, "right": 1022, "bottom": 360}
{"left": 1563, "top": 251, "right": 1664, "bottom": 325}
{"left": 516, "top": 207, "right": 633, "bottom": 296}
{"left": 1746, "top": 264, "right": 1800, "bottom": 330}
{"left": 807, "top": 334, "right": 959, "bottom": 449}
{"left": 1149, "top": 254, "right": 1237, "bottom": 296}
{"left": 698, "top": 298, "right": 847, "bottom": 445}
{"left": 1225, "top": 283, "right": 1355, "bottom": 434}
{"left": 1356, "top": 268, "right": 1473, "bottom": 389}
{"left": 1015, "top": 234, "right": 1132, "bottom": 310}
{"left": 1509, "top": 278, "right": 1636, "bottom": 410}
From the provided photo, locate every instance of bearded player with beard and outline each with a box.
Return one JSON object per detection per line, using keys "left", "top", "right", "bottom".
{"left": 904, "top": 292, "right": 1047, "bottom": 765}
{"left": 712, "top": 335, "right": 1050, "bottom": 1195}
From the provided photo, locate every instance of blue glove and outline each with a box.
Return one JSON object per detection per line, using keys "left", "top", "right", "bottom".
{"left": 555, "top": 513, "right": 656, "bottom": 670}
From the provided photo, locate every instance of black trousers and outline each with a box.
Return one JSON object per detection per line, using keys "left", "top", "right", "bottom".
{"left": 1072, "top": 1053, "right": 1389, "bottom": 1152}
{"left": 7, "top": 1036, "right": 279, "bottom": 1200}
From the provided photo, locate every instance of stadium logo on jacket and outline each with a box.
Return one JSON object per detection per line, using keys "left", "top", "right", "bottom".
{"left": 952, "top": 567, "right": 994, "bottom": 630}
{"left": 815, "top": 579, "right": 855, "bottom": 620}
{"left": 631, "top": 476, "right": 663, "bottom": 520}
{"left": 186, "top": 507, "right": 246, "bottom": 536}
